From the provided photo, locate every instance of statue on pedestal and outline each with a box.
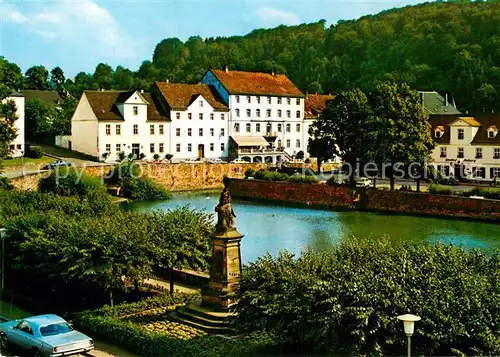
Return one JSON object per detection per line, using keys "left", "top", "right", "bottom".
{"left": 215, "top": 185, "right": 236, "bottom": 232}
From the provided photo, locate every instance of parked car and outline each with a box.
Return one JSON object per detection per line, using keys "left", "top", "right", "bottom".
{"left": 208, "top": 158, "right": 225, "bottom": 164}
{"left": 355, "top": 177, "right": 373, "bottom": 188}
{"left": 230, "top": 158, "right": 248, "bottom": 164}
{"left": 182, "top": 158, "right": 203, "bottom": 163}
{"left": 42, "top": 160, "right": 72, "bottom": 170}
{"left": 0, "top": 314, "right": 94, "bottom": 357}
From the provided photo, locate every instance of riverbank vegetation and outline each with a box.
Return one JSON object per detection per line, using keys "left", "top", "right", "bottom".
{"left": 429, "top": 183, "right": 500, "bottom": 200}
{"left": 235, "top": 238, "right": 499, "bottom": 356}
{"left": 245, "top": 168, "right": 318, "bottom": 184}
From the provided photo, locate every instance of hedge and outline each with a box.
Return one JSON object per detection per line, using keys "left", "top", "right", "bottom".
{"left": 428, "top": 183, "right": 454, "bottom": 195}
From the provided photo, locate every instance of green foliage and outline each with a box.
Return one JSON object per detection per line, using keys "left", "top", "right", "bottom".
{"left": 39, "top": 167, "right": 106, "bottom": 198}
{"left": 254, "top": 170, "right": 289, "bottom": 182}
{"left": 235, "top": 239, "right": 500, "bottom": 356}
{"left": 295, "top": 150, "right": 304, "bottom": 160}
{"left": 26, "top": 146, "right": 44, "bottom": 159}
{"left": 0, "top": 98, "right": 19, "bottom": 165}
{"left": 24, "top": 65, "right": 49, "bottom": 90}
{"left": 428, "top": 184, "right": 454, "bottom": 195}
{"left": 50, "top": 67, "right": 65, "bottom": 90}
{"left": 118, "top": 152, "right": 126, "bottom": 161}
{"left": 165, "top": 154, "right": 174, "bottom": 162}
{"left": 461, "top": 187, "right": 500, "bottom": 200}
{"left": 288, "top": 175, "right": 318, "bottom": 184}
{"left": 244, "top": 168, "right": 255, "bottom": 178}
{"left": 25, "top": 98, "right": 57, "bottom": 139}
{"left": 74, "top": 295, "right": 279, "bottom": 357}
{"left": 153, "top": 153, "right": 160, "bottom": 161}
{"left": 0, "top": 177, "right": 13, "bottom": 191}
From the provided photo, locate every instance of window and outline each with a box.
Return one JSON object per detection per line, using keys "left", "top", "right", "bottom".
{"left": 296, "top": 110, "right": 301, "bottom": 118}
{"left": 489, "top": 130, "right": 495, "bottom": 138}
{"left": 133, "top": 106, "right": 138, "bottom": 115}
{"left": 457, "top": 147, "right": 464, "bottom": 158}
{"left": 159, "top": 143, "right": 164, "bottom": 153}
{"left": 458, "top": 129, "right": 464, "bottom": 140}
{"left": 116, "top": 144, "right": 121, "bottom": 152}
{"left": 9, "top": 145, "right": 14, "bottom": 151}
{"left": 221, "top": 128, "right": 225, "bottom": 136}
{"left": 236, "top": 95, "right": 240, "bottom": 103}
{"left": 247, "top": 96, "right": 251, "bottom": 103}
{"left": 221, "top": 113, "right": 225, "bottom": 120}
{"left": 188, "top": 144, "right": 192, "bottom": 152}
{"left": 296, "top": 98, "right": 300, "bottom": 105}
{"left": 494, "top": 148, "right": 500, "bottom": 159}
{"left": 150, "top": 143, "right": 155, "bottom": 153}
{"left": 440, "top": 147, "right": 447, "bottom": 158}
{"left": 234, "top": 123, "right": 240, "bottom": 132}
{"left": 256, "top": 123, "right": 261, "bottom": 132}
{"left": 278, "top": 110, "right": 282, "bottom": 118}
{"left": 296, "top": 139, "right": 301, "bottom": 148}
{"left": 296, "top": 124, "right": 301, "bottom": 132}
{"left": 188, "top": 128, "right": 192, "bottom": 136}
{"left": 210, "top": 143, "right": 214, "bottom": 151}
{"left": 133, "top": 125, "right": 138, "bottom": 135}
{"left": 188, "top": 113, "right": 192, "bottom": 120}
{"left": 210, "top": 113, "right": 214, "bottom": 120}
{"left": 246, "top": 123, "right": 251, "bottom": 133}
{"left": 287, "top": 110, "right": 291, "bottom": 118}
{"left": 159, "top": 125, "right": 164, "bottom": 135}
{"left": 150, "top": 125, "right": 155, "bottom": 135}
{"left": 176, "top": 144, "right": 181, "bottom": 152}
{"left": 17, "top": 321, "right": 33, "bottom": 335}
{"left": 199, "top": 100, "right": 203, "bottom": 107}
{"left": 493, "top": 167, "right": 500, "bottom": 177}
{"left": 116, "top": 125, "right": 121, "bottom": 135}
{"left": 278, "top": 123, "right": 282, "bottom": 132}
{"left": 278, "top": 139, "right": 282, "bottom": 148}
{"left": 105, "top": 125, "right": 111, "bottom": 135}
{"left": 266, "top": 109, "right": 271, "bottom": 117}
{"left": 257, "top": 97, "right": 261, "bottom": 104}
{"left": 199, "top": 128, "right": 203, "bottom": 136}
{"left": 210, "top": 128, "right": 214, "bottom": 136}
{"left": 16, "top": 144, "right": 21, "bottom": 150}
{"left": 267, "top": 97, "right": 272, "bottom": 104}
{"left": 221, "top": 143, "right": 225, "bottom": 151}
{"left": 256, "top": 109, "right": 261, "bottom": 117}
{"left": 286, "top": 123, "right": 291, "bottom": 132}
{"left": 287, "top": 98, "right": 291, "bottom": 105}
{"left": 246, "top": 109, "right": 251, "bottom": 117}
{"left": 106, "top": 144, "right": 111, "bottom": 152}
{"left": 236, "top": 109, "right": 240, "bottom": 117}
{"left": 278, "top": 97, "right": 282, "bottom": 104}
{"left": 176, "top": 128, "right": 181, "bottom": 136}
{"left": 176, "top": 113, "right": 180, "bottom": 120}
{"left": 199, "top": 113, "right": 203, "bottom": 120}
{"left": 286, "top": 139, "right": 291, "bottom": 148}
{"left": 476, "top": 147, "right": 483, "bottom": 158}
{"left": 266, "top": 123, "right": 272, "bottom": 133}
{"left": 473, "top": 167, "right": 486, "bottom": 179}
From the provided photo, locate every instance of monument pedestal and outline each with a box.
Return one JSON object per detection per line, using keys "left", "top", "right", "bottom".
{"left": 202, "top": 228, "right": 244, "bottom": 311}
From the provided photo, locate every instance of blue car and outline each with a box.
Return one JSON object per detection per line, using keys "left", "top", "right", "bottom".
{"left": 0, "top": 314, "right": 94, "bottom": 357}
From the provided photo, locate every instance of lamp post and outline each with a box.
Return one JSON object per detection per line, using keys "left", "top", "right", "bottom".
{"left": 397, "top": 314, "right": 421, "bottom": 357}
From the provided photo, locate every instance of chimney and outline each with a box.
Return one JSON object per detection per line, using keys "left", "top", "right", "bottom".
{"left": 445, "top": 93, "right": 448, "bottom": 107}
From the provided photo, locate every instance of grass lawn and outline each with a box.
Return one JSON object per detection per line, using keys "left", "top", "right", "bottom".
{"left": 2, "top": 156, "right": 53, "bottom": 168}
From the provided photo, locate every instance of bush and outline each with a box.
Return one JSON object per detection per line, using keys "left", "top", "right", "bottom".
{"left": 288, "top": 175, "right": 318, "bottom": 184}
{"left": 153, "top": 154, "right": 160, "bottom": 161}
{"left": 102, "top": 152, "right": 109, "bottom": 161}
{"left": 39, "top": 167, "right": 106, "bottom": 198}
{"left": 165, "top": 154, "right": 174, "bottom": 162}
{"left": 244, "top": 168, "right": 255, "bottom": 178}
{"left": 128, "top": 153, "right": 135, "bottom": 160}
{"left": 428, "top": 184, "right": 453, "bottom": 195}
{"left": 140, "top": 153, "right": 146, "bottom": 160}
{"left": 295, "top": 150, "right": 304, "bottom": 160}
{"left": 118, "top": 152, "right": 126, "bottom": 161}
{"left": 461, "top": 187, "right": 500, "bottom": 200}
{"left": 26, "top": 146, "right": 44, "bottom": 159}
{"left": 235, "top": 239, "right": 500, "bottom": 356}
{"left": 0, "top": 177, "right": 13, "bottom": 191}
{"left": 254, "top": 170, "right": 289, "bottom": 182}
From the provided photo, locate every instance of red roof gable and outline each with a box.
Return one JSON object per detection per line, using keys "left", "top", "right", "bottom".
{"left": 304, "top": 94, "right": 336, "bottom": 119}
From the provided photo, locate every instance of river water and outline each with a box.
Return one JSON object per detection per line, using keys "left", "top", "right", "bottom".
{"left": 123, "top": 191, "right": 499, "bottom": 263}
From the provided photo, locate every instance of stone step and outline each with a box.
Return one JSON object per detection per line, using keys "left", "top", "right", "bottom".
{"left": 170, "top": 311, "right": 233, "bottom": 335}
{"left": 183, "top": 303, "right": 235, "bottom": 321}
{"left": 178, "top": 307, "right": 229, "bottom": 328}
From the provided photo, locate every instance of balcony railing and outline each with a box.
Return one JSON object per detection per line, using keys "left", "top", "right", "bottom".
{"left": 238, "top": 147, "right": 285, "bottom": 155}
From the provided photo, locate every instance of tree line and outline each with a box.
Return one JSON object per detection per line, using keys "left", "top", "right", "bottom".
{"left": 3, "top": 1, "right": 500, "bottom": 113}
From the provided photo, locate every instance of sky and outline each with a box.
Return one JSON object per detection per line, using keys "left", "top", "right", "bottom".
{"left": 1, "top": 0, "right": 423, "bottom": 79}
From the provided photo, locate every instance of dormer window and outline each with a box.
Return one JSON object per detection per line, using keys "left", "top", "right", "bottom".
{"left": 489, "top": 131, "right": 495, "bottom": 138}
{"left": 488, "top": 126, "right": 498, "bottom": 138}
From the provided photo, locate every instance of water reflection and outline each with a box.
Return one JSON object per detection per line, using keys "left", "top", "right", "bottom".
{"left": 123, "top": 191, "right": 499, "bottom": 263}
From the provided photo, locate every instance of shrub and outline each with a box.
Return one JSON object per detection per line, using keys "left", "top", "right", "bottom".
{"left": 0, "top": 177, "right": 13, "bottom": 191}
{"left": 140, "top": 153, "right": 146, "bottom": 160}
{"left": 295, "top": 150, "right": 304, "bottom": 160}
{"left": 118, "top": 152, "right": 126, "bottom": 161}
{"left": 121, "top": 177, "right": 171, "bottom": 201}
{"left": 102, "top": 152, "right": 109, "bottom": 161}
{"left": 244, "top": 168, "right": 255, "bottom": 178}
{"left": 428, "top": 184, "right": 453, "bottom": 195}
{"left": 128, "top": 153, "right": 135, "bottom": 160}
{"left": 165, "top": 154, "right": 174, "bottom": 162}
{"left": 26, "top": 146, "right": 44, "bottom": 159}
{"left": 39, "top": 167, "right": 106, "bottom": 198}
{"left": 235, "top": 239, "right": 500, "bottom": 356}
{"left": 461, "top": 187, "right": 500, "bottom": 200}
{"left": 288, "top": 175, "right": 318, "bottom": 184}
{"left": 153, "top": 154, "right": 160, "bottom": 161}
{"left": 254, "top": 170, "right": 288, "bottom": 182}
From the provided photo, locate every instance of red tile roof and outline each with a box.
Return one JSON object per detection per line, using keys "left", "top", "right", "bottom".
{"left": 304, "top": 94, "right": 336, "bottom": 119}
{"left": 84, "top": 90, "right": 169, "bottom": 121}
{"left": 154, "top": 82, "right": 228, "bottom": 111}
{"left": 209, "top": 69, "right": 303, "bottom": 97}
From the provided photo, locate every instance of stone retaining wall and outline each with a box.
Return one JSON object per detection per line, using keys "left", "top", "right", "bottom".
{"left": 10, "top": 163, "right": 267, "bottom": 192}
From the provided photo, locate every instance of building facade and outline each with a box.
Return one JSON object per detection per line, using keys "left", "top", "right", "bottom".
{"left": 4, "top": 92, "right": 25, "bottom": 158}
{"left": 202, "top": 68, "right": 308, "bottom": 163}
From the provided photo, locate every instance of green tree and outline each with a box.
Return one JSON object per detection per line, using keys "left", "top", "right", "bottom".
{"left": 306, "top": 81, "right": 323, "bottom": 94}
{"left": 369, "top": 82, "right": 434, "bottom": 190}
{"left": 0, "top": 99, "right": 19, "bottom": 170}
{"left": 50, "top": 66, "right": 65, "bottom": 90}
{"left": 0, "top": 57, "right": 23, "bottom": 91}
{"left": 25, "top": 98, "right": 57, "bottom": 139}
{"left": 24, "top": 65, "right": 50, "bottom": 90}
{"left": 93, "top": 63, "right": 114, "bottom": 89}
{"left": 53, "top": 97, "right": 77, "bottom": 136}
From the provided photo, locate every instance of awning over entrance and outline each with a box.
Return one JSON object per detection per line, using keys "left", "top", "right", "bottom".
{"left": 231, "top": 135, "right": 269, "bottom": 147}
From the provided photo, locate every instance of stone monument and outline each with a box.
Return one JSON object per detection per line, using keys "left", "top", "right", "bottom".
{"left": 201, "top": 183, "right": 244, "bottom": 310}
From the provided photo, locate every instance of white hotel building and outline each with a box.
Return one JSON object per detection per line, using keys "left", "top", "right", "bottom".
{"left": 67, "top": 68, "right": 313, "bottom": 163}
{"left": 4, "top": 92, "right": 25, "bottom": 158}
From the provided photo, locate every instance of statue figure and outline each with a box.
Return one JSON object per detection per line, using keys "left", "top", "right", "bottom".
{"left": 215, "top": 185, "right": 236, "bottom": 232}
